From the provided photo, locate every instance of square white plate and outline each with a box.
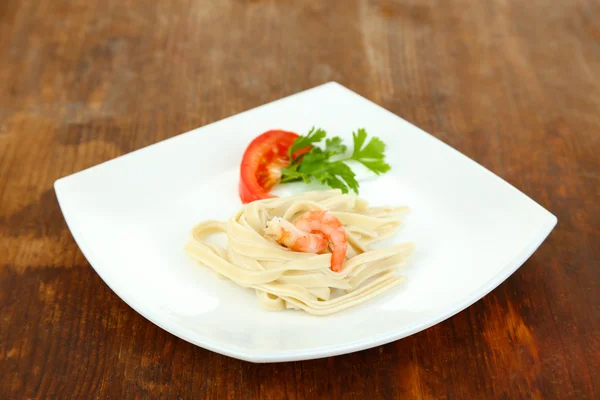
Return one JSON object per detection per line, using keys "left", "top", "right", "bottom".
{"left": 55, "top": 82, "right": 557, "bottom": 363}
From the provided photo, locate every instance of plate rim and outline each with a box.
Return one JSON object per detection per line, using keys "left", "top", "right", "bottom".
{"left": 54, "top": 81, "right": 558, "bottom": 363}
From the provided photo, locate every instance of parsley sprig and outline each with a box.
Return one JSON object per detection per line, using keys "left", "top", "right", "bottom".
{"left": 280, "top": 127, "right": 391, "bottom": 193}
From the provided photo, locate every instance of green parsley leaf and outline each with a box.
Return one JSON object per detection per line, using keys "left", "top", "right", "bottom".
{"left": 279, "top": 164, "right": 305, "bottom": 183}
{"left": 324, "top": 137, "right": 347, "bottom": 156}
{"left": 321, "top": 161, "right": 359, "bottom": 194}
{"left": 350, "top": 128, "right": 391, "bottom": 175}
{"left": 288, "top": 127, "right": 326, "bottom": 160}
{"left": 280, "top": 127, "right": 390, "bottom": 194}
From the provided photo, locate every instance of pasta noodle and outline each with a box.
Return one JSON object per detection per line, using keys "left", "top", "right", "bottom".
{"left": 184, "top": 190, "right": 414, "bottom": 316}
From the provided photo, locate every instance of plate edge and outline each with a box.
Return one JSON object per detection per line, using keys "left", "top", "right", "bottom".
{"left": 53, "top": 82, "right": 560, "bottom": 363}
{"left": 54, "top": 81, "right": 343, "bottom": 185}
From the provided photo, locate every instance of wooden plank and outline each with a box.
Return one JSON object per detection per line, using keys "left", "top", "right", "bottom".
{"left": 1, "top": 0, "right": 598, "bottom": 398}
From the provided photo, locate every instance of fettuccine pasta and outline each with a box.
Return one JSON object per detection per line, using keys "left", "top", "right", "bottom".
{"left": 184, "top": 190, "right": 414, "bottom": 315}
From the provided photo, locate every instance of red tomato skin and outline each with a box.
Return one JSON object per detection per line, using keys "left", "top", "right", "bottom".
{"left": 238, "top": 130, "right": 299, "bottom": 204}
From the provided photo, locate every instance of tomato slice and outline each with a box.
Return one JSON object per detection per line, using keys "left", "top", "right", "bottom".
{"left": 239, "top": 130, "right": 304, "bottom": 203}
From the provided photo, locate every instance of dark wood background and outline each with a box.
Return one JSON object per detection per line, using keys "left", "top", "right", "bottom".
{"left": 1, "top": 0, "right": 599, "bottom": 398}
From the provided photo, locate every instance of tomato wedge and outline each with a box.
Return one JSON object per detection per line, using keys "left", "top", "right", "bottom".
{"left": 239, "top": 130, "right": 306, "bottom": 203}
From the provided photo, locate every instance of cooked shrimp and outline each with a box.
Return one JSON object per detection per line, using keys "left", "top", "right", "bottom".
{"left": 265, "top": 217, "right": 328, "bottom": 254}
{"left": 295, "top": 210, "right": 348, "bottom": 272}
{"left": 265, "top": 211, "right": 349, "bottom": 271}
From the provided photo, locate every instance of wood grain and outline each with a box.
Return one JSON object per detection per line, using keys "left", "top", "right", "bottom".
{"left": 1, "top": 0, "right": 599, "bottom": 398}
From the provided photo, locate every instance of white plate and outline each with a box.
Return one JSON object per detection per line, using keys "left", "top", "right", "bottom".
{"left": 55, "top": 82, "right": 557, "bottom": 363}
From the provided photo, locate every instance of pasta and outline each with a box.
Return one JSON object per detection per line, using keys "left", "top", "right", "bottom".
{"left": 184, "top": 190, "right": 414, "bottom": 316}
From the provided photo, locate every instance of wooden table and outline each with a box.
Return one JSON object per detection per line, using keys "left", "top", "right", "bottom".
{"left": 1, "top": 0, "right": 598, "bottom": 398}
